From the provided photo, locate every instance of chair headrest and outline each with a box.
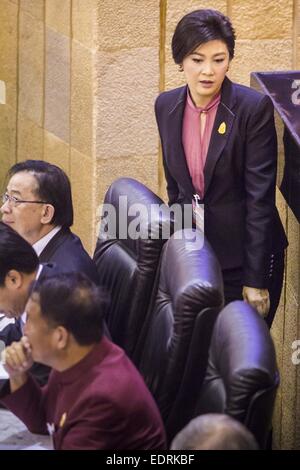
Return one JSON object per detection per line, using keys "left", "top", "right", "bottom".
{"left": 210, "top": 300, "right": 278, "bottom": 383}
{"left": 98, "top": 177, "right": 174, "bottom": 257}
{"left": 162, "top": 229, "right": 224, "bottom": 310}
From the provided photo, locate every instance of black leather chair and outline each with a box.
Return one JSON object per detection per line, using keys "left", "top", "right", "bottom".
{"left": 136, "top": 228, "right": 224, "bottom": 443}
{"left": 195, "top": 300, "right": 279, "bottom": 449}
{"left": 93, "top": 177, "right": 173, "bottom": 357}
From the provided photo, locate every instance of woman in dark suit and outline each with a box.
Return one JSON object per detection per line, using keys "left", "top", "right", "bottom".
{"left": 155, "top": 9, "right": 287, "bottom": 327}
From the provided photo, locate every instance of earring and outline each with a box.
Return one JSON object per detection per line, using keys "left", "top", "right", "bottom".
{"left": 179, "top": 64, "right": 183, "bottom": 72}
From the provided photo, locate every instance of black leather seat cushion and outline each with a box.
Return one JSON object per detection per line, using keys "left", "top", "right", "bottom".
{"left": 195, "top": 300, "right": 279, "bottom": 448}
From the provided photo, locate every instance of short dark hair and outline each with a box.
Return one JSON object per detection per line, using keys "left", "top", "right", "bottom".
{"left": 172, "top": 9, "right": 236, "bottom": 64}
{"left": 0, "top": 221, "right": 39, "bottom": 286}
{"left": 31, "top": 273, "right": 106, "bottom": 345}
{"left": 9, "top": 160, "right": 74, "bottom": 228}
{"left": 171, "top": 414, "right": 258, "bottom": 450}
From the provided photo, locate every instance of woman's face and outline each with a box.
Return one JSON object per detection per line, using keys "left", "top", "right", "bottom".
{"left": 182, "top": 39, "right": 230, "bottom": 107}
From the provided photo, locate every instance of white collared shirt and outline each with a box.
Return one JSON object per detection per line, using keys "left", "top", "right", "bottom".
{"left": 33, "top": 226, "right": 62, "bottom": 256}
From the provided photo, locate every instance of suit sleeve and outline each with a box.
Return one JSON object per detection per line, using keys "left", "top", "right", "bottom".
{"left": 243, "top": 95, "right": 277, "bottom": 287}
{"left": 155, "top": 96, "right": 179, "bottom": 205}
{"left": 0, "top": 375, "right": 48, "bottom": 434}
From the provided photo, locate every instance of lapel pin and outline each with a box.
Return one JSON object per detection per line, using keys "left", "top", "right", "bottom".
{"left": 59, "top": 412, "right": 67, "bottom": 428}
{"left": 218, "top": 122, "right": 226, "bottom": 134}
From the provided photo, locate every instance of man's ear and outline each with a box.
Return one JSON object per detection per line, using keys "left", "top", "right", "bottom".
{"left": 5, "top": 270, "right": 23, "bottom": 289}
{"left": 54, "top": 326, "right": 69, "bottom": 350}
{"left": 41, "top": 204, "right": 55, "bottom": 225}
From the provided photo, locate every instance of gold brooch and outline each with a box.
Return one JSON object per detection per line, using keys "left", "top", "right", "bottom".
{"left": 218, "top": 122, "right": 226, "bottom": 134}
{"left": 59, "top": 412, "right": 67, "bottom": 428}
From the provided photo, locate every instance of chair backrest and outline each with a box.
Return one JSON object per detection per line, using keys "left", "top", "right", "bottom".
{"left": 195, "top": 300, "right": 279, "bottom": 449}
{"left": 137, "top": 229, "right": 224, "bottom": 442}
{"left": 93, "top": 177, "right": 173, "bottom": 356}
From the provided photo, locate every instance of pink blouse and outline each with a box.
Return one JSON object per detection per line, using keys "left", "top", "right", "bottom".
{"left": 182, "top": 90, "right": 221, "bottom": 198}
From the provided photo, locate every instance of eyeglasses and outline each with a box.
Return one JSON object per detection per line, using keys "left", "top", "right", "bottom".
{"left": 2, "top": 193, "right": 48, "bottom": 207}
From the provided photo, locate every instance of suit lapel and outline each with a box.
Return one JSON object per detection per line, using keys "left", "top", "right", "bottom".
{"left": 39, "top": 228, "right": 69, "bottom": 262}
{"left": 167, "top": 86, "right": 195, "bottom": 201}
{"left": 204, "top": 77, "right": 236, "bottom": 196}
{"left": 39, "top": 263, "right": 57, "bottom": 280}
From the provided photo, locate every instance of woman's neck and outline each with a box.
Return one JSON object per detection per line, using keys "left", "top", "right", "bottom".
{"left": 189, "top": 87, "right": 221, "bottom": 108}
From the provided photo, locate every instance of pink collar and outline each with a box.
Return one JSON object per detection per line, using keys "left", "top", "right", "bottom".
{"left": 186, "top": 88, "right": 221, "bottom": 113}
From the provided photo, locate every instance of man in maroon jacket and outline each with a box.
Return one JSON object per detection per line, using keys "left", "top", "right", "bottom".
{"left": 0, "top": 273, "right": 166, "bottom": 450}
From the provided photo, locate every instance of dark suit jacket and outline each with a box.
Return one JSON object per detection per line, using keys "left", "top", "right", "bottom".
{"left": 0, "top": 263, "right": 61, "bottom": 386}
{"left": 155, "top": 77, "right": 287, "bottom": 288}
{"left": 39, "top": 228, "right": 99, "bottom": 285}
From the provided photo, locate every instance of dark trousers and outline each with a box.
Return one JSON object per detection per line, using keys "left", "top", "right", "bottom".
{"left": 222, "top": 251, "right": 285, "bottom": 328}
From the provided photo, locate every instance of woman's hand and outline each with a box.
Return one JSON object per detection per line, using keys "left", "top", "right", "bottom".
{"left": 1, "top": 336, "right": 33, "bottom": 392}
{"left": 242, "top": 286, "right": 270, "bottom": 318}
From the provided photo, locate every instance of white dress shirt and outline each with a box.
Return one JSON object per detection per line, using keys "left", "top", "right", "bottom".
{"left": 32, "top": 226, "right": 62, "bottom": 256}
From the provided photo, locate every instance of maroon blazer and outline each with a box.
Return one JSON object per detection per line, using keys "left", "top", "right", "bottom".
{"left": 155, "top": 77, "right": 287, "bottom": 288}
{"left": 0, "top": 337, "right": 166, "bottom": 450}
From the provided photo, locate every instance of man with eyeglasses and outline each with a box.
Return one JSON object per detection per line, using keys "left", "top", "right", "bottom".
{"left": 1, "top": 160, "right": 99, "bottom": 285}
{"left": 0, "top": 161, "right": 100, "bottom": 366}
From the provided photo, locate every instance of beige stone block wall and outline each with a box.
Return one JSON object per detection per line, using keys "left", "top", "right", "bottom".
{"left": 46, "top": 0, "right": 71, "bottom": 37}
{"left": 94, "top": 0, "right": 161, "bottom": 245}
{"left": 231, "top": 0, "right": 293, "bottom": 39}
{"left": 95, "top": 0, "right": 159, "bottom": 51}
{"left": 19, "top": 10, "right": 44, "bottom": 125}
{"left": 0, "top": 0, "right": 18, "bottom": 188}
{"left": 72, "top": 0, "right": 96, "bottom": 49}
{"left": 71, "top": 41, "right": 93, "bottom": 157}
{"left": 45, "top": 28, "right": 70, "bottom": 143}
{"left": 17, "top": 114, "right": 44, "bottom": 162}
{"left": 44, "top": 131, "right": 70, "bottom": 175}
{"left": 94, "top": 48, "right": 159, "bottom": 159}
{"left": 230, "top": 40, "right": 293, "bottom": 85}
{"left": 19, "top": 0, "right": 44, "bottom": 21}
{"left": 70, "top": 149, "right": 95, "bottom": 253}
{"left": 70, "top": 1, "right": 97, "bottom": 251}
{"left": 0, "top": 106, "right": 16, "bottom": 192}
{"left": 0, "top": 0, "right": 97, "bottom": 253}
{"left": 0, "top": 0, "right": 18, "bottom": 109}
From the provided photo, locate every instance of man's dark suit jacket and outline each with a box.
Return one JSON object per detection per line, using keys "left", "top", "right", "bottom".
{"left": 0, "top": 263, "right": 60, "bottom": 386}
{"left": 155, "top": 77, "right": 287, "bottom": 288}
{"left": 39, "top": 227, "right": 99, "bottom": 285}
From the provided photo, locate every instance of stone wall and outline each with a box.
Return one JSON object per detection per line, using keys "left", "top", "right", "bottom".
{"left": 0, "top": 0, "right": 299, "bottom": 448}
{"left": 93, "top": 0, "right": 160, "bottom": 240}
{"left": 0, "top": 0, "right": 97, "bottom": 252}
